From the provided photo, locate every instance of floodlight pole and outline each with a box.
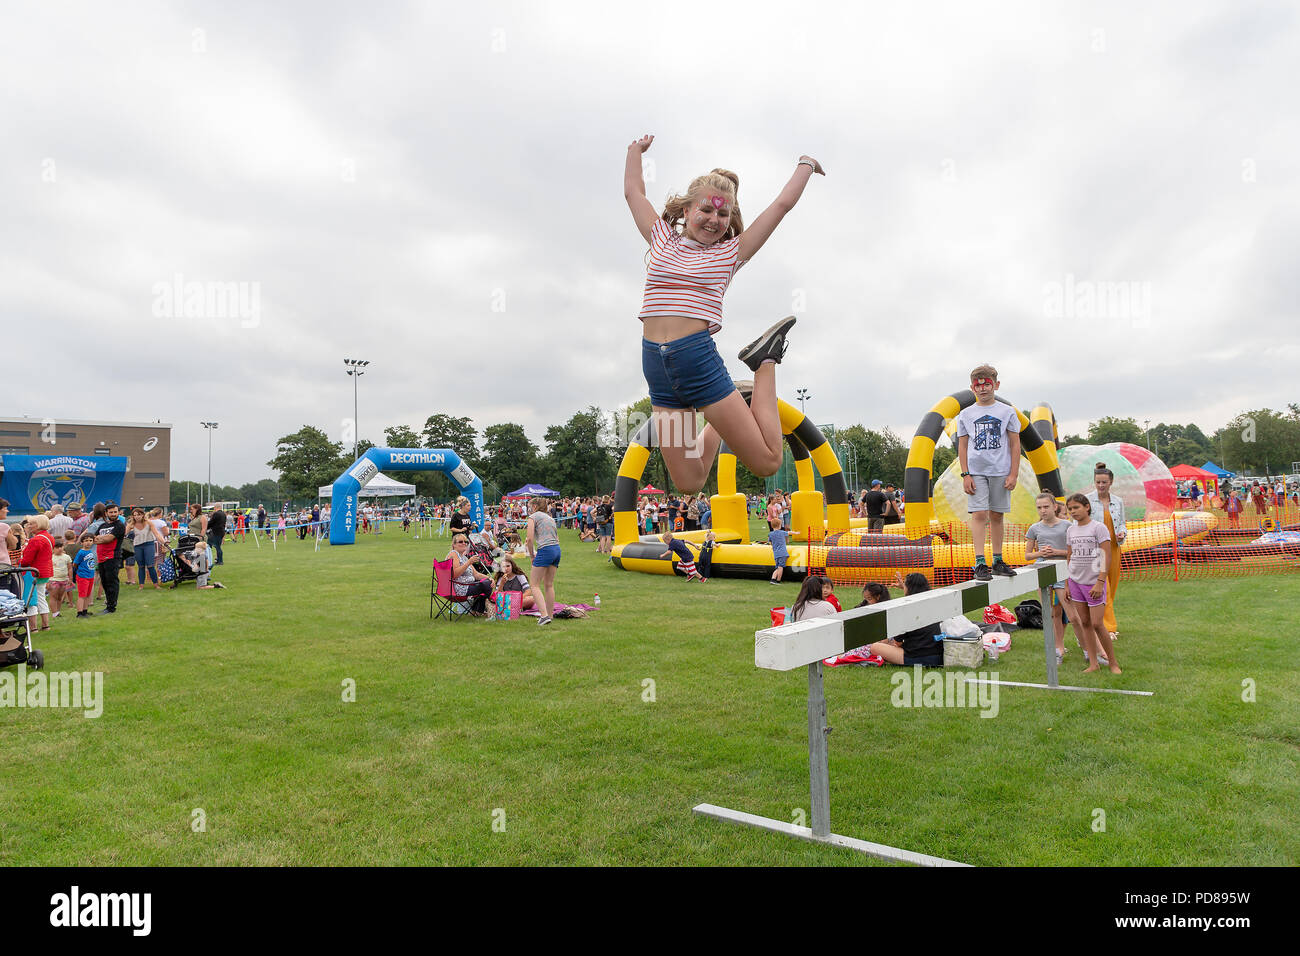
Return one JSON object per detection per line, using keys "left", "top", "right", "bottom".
{"left": 344, "top": 358, "right": 370, "bottom": 460}
{"left": 201, "top": 422, "right": 219, "bottom": 505}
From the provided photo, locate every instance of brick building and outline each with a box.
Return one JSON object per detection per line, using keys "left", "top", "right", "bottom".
{"left": 0, "top": 417, "right": 172, "bottom": 512}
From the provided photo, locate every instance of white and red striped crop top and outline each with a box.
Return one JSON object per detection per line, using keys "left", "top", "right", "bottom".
{"left": 638, "top": 218, "right": 745, "bottom": 334}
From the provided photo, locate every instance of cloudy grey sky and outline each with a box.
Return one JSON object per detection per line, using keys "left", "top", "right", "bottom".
{"left": 5, "top": 0, "right": 1297, "bottom": 484}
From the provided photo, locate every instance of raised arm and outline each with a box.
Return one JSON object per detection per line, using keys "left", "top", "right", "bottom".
{"left": 624, "top": 135, "right": 659, "bottom": 243}
{"left": 736, "top": 156, "right": 825, "bottom": 261}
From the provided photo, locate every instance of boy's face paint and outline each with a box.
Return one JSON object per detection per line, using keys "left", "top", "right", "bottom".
{"left": 971, "top": 377, "right": 998, "bottom": 402}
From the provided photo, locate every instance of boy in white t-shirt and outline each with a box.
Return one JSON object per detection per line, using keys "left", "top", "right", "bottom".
{"left": 955, "top": 363, "right": 1021, "bottom": 581}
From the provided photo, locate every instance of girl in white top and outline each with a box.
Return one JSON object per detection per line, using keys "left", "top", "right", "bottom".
{"left": 789, "top": 575, "right": 838, "bottom": 623}
{"left": 625, "top": 135, "right": 824, "bottom": 495}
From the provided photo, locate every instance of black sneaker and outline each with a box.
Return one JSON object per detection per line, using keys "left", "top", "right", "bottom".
{"left": 734, "top": 380, "right": 754, "bottom": 405}
{"left": 991, "top": 559, "right": 1016, "bottom": 577}
{"left": 104, "top": 607, "right": 116, "bottom": 614}
{"left": 738, "top": 316, "right": 796, "bottom": 372}
{"left": 973, "top": 564, "right": 993, "bottom": 581}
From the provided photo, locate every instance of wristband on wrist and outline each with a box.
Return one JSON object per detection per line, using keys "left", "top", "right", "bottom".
{"left": 798, "top": 159, "right": 816, "bottom": 171}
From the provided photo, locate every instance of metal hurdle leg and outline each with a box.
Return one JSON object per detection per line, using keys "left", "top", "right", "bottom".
{"left": 964, "top": 565, "right": 1153, "bottom": 696}
{"left": 807, "top": 661, "right": 831, "bottom": 838}
{"left": 694, "top": 659, "right": 968, "bottom": 866}
{"left": 1041, "top": 583, "right": 1058, "bottom": 688}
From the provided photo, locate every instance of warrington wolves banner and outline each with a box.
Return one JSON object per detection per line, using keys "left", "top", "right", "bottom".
{"left": 0, "top": 455, "right": 128, "bottom": 514}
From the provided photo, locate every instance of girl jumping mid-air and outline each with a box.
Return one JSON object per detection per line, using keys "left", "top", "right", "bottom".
{"left": 625, "top": 134, "right": 824, "bottom": 493}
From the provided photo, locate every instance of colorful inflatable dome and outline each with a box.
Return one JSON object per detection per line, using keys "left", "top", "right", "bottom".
{"left": 932, "top": 441, "right": 1176, "bottom": 526}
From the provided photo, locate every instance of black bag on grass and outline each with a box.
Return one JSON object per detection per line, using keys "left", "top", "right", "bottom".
{"left": 1014, "top": 599, "right": 1043, "bottom": 629}
{"left": 0, "top": 633, "right": 28, "bottom": 666}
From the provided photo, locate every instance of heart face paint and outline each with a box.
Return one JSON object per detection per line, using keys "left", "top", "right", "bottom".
{"left": 710, "top": 195, "right": 727, "bottom": 210}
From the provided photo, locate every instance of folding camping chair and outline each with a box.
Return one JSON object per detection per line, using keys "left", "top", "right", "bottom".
{"left": 430, "top": 558, "right": 473, "bottom": 621}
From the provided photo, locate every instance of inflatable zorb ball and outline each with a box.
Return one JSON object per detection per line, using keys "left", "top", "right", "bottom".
{"left": 931, "top": 440, "right": 1175, "bottom": 527}
{"left": 1057, "top": 442, "right": 1175, "bottom": 521}
{"left": 932, "top": 459, "right": 1043, "bottom": 529}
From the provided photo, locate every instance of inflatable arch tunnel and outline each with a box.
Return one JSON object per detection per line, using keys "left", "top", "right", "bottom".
{"left": 904, "top": 392, "right": 1064, "bottom": 535}
{"left": 610, "top": 398, "right": 852, "bottom": 577}
{"left": 329, "top": 447, "right": 482, "bottom": 545}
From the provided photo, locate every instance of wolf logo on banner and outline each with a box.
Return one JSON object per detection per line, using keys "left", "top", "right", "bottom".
{"left": 34, "top": 476, "right": 88, "bottom": 511}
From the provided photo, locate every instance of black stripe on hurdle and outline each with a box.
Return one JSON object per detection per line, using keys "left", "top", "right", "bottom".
{"left": 1032, "top": 418, "right": 1056, "bottom": 446}
{"left": 787, "top": 431, "right": 810, "bottom": 461}
{"left": 961, "top": 583, "right": 989, "bottom": 613}
{"left": 843, "top": 613, "right": 888, "bottom": 647}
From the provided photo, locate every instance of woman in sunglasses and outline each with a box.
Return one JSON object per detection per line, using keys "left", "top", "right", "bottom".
{"left": 446, "top": 533, "right": 493, "bottom": 616}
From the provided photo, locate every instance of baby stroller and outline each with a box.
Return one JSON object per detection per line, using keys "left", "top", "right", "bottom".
{"left": 0, "top": 564, "right": 44, "bottom": 670}
{"left": 163, "top": 534, "right": 202, "bottom": 588}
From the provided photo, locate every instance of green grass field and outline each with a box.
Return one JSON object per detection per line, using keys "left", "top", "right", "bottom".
{"left": 3, "top": 520, "right": 1298, "bottom": 866}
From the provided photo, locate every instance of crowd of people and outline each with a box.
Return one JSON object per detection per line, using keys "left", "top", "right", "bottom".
{"left": 441, "top": 496, "right": 564, "bottom": 626}
{"left": 0, "top": 498, "right": 239, "bottom": 632}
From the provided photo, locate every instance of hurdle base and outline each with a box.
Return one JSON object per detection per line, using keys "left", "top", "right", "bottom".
{"left": 692, "top": 803, "right": 969, "bottom": 867}
{"left": 964, "top": 678, "right": 1153, "bottom": 696}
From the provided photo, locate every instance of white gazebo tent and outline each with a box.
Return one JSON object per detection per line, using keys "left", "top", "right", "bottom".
{"left": 318, "top": 471, "right": 416, "bottom": 498}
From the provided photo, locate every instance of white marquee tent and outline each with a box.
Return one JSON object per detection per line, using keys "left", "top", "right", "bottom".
{"left": 318, "top": 471, "right": 417, "bottom": 498}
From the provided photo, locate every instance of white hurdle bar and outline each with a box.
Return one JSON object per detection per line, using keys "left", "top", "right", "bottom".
{"left": 695, "top": 560, "right": 1147, "bottom": 864}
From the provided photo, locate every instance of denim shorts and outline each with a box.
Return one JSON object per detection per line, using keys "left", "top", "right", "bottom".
{"left": 532, "top": 544, "right": 561, "bottom": 568}
{"left": 642, "top": 331, "right": 734, "bottom": 410}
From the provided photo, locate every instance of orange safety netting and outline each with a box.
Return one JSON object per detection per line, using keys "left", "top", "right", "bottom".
{"left": 800, "top": 507, "right": 1300, "bottom": 589}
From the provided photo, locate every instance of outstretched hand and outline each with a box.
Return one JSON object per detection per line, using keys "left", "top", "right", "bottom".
{"left": 799, "top": 155, "right": 826, "bottom": 175}
{"left": 629, "top": 134, "right": 655, "bottom": 153}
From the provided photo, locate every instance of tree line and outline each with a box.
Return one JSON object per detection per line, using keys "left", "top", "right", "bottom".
{"left": 1060, "top": 406, "right": 1300, "bottom": 476}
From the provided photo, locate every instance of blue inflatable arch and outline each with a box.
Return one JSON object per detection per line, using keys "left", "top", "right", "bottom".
{"left": 328, "top": 447, "right": 483, "bottom": 545}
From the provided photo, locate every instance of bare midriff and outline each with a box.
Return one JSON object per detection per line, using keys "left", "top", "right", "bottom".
{"left": 641, "top": 314, "right": 713, "bottom": 344}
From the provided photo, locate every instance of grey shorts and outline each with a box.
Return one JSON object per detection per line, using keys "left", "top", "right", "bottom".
{"left": 967, "top": 474, "right": 1011, "bottom": 514}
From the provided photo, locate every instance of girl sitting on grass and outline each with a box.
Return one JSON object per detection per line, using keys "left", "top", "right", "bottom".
{"left": 789, "top": 575, "right": 837, "bottom": 623}
{"left": 862, "top": 573, "right": 943, "bottom": 667}
{"left": 492, "top": 555, "right": 535, "bottom": 612}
